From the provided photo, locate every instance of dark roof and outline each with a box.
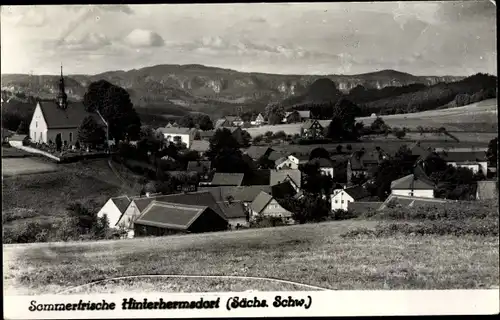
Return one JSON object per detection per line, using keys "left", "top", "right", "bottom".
{"left": 242, "top": 169, "right": 270, "bottom": 185}
{"left": 166, "top": 171, "right": 199, "bottom": 178}
{"left": 131, "top": 191, "right": 225, "bottom": 218}
{"left": 310, "top": 157, "right": 333, "bottom": 168}
{"left": 301, "top": 119, "right": 323, "bottom": 130}
{"left": 8, "top": 134, "right": 28, "bottom": 141}
{"left": 378, "top": 194, "right": 449, "bottom": 211}
{"left": 186, "top": 161, "right": 212, "bottom": 174}
{"left": 214, "top": 118, "right": 229, "bottom": 129}
{"left": 347, "top": 201, "right": 384, "bottom": 213}
{"left": 270, "top": 169, "right": 301, "bottom": 188}
{"left": 290, "top": 153, "right": 310, "bottom": 161}
{"left": 440, "top": 151, "right": 487, "bottom": 163}
{"left": 199, "top": 130, "right": 215, "bottom": 139}
{"left": 250, "top": 191, "right": 274, "bottom": 214}
{"left": 268, "top": 150, "right": 285, "bottom": 161}
{"left": 243, "top": 146, "right": 274, "bottom": 160}
{"left": 210, "top": 172, "right": 244, "bottom": 186}
{"left": 476, "top": 181, "right": 498, "bottom": 200}
{"left": 217, "top": 201, "right": 246, "bottom": 219}
{"left": 349, "top": 150, "right": 385, "bottom": 170}
{"left": 110, "top": 196, "right": 131, "bottom": 214}
{"left": 343, "top": 186, "right": 371, "bottom": 200}
{"left": 198, "top": 185, "right": 272, "bottom": 202}
{"left": 225, "top": 116, "right": 242, "bottom": 122}
{"left": 38, "top": 101, "right": 105, "bottom": 129}
{"left": 410, "top": 143, "right": 435, "bottom": 159}
{"left": 135, "top": 201, "right": 217, "bottom": 230}
{"left": 271, "top": 181, "right": 298, "bottom": 199}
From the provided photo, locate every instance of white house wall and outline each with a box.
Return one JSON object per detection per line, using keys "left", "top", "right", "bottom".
{"left": 29, "top": 104, "right": 48, "bottom": 143}
{"left": 391, "top": 189, "right": 434, "bottom": 198}
{"left": 117, "top": 201, "right": 141, "bottom": 230}
{"left": 162, "top": 133, "right": 192, "bottom": 148}
{"left": 331, "top": 190, "right": 354, "bottom": 211}
{"left": 97, "top": 200, "right": 122, "bottom": 228}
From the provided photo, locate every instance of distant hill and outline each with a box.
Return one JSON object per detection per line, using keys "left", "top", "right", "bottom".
{"left": 1, "top": 64, "right": 464, "bottom": 114}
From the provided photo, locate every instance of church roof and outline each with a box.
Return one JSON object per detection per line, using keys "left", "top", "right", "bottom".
{"left": 37, "top": 101, "right": 104, "bottom": 129}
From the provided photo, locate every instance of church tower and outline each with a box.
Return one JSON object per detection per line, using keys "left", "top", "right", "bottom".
{"left": 57, "top": 64, "right": 68, "bottom": 109}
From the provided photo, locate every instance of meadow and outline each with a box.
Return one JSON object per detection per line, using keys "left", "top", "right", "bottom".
{"left": 246, "top": 99, "right": 498, "bottom": 137}
{"left": 2, "top": 158, "right": 58, "bottom": 176}
{"left": 3, "top": 216, "right": 498, "bottom": 295}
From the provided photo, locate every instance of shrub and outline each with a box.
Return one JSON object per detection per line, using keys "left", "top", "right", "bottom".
{"left": 331, "top": 209, "right": 356, "bottom": 221}
{"left": 250, "top": 215, "right": 286, "bottom": 228}
{"left": 3, "top": 221, "right": 52, "bottom": 244}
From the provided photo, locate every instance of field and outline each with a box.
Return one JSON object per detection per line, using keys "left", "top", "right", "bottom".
{"left": 2, "top": 158, "right": 142, "bottom": 230}
{"left": 2, "top": 158, "right": 58, "bottom": 176}
{"left": 246, "top": 99, "right": 498, "bottom": 137}
{"left": 3, "top": 220, "right": 498, "bottom": 295}
{"left": 1, "top": 146, "right": 34, "bottom": 158}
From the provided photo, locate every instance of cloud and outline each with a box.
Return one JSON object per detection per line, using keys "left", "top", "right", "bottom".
{"left": 61, "top": 32, "right": 111, "bottom": 51}
{"left": 1, "top": 6, "right": 47, "bottom": 27}
{"left": 124, "top": 29, "right": 165, "bottom": 47}
{"left": 99, "top": 5, "right": 134, "bottom": 15}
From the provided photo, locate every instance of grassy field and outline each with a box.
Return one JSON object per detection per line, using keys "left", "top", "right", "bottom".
{"left": 2, "top": 158, "right": 141, "bottom": 229}
{"left": 1, "top": 146, "right": 34, "bottom": 158}
{"left": 2, "top": 158, "right": 58, "bottom": 176}
{"left": 3, "top": 220, "right": 498, "bottom": 295}
{"left": 246, "top": 99, "right": 498, "bottom": 137}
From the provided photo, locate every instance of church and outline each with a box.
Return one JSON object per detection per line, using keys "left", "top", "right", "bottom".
{"left": 29, "top": 66, "right": 106, "bottom": 146}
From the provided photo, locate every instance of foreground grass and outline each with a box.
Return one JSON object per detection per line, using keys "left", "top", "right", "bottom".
{"left": 3, "top": 220, "right": 498, "bottom": 294}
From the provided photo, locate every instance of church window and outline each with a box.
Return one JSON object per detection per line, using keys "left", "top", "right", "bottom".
{"left": 36, "top": 121, "right": 38, "bottom": 128}
{"left": 69, "top": 132, "right": 73, "bottom": 142}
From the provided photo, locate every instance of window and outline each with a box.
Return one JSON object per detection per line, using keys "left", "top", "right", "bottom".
{"left": 335, "top": 200, "right": 338, "bottom": 204}
{"left": 34, "top": 132, "right": 37, "bottom": 141}
{"left": 35, "top": 121, "right": 38, "bottom": 128}
{"left": 69, "top": 132, "right": 73, "bottom": 142}
{"left": 341, "top": 200, "right": 344, "bottom": 204}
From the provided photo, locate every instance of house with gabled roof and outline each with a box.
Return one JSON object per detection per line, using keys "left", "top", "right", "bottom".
{"left": 287, "top": 153, "right": 309, "bottom": 168}
{"left": 331, "top": 186, "right": 371, "bottom": 211}
{"left": 283, "top": 110, "right": 311, "bottom": 123}
{"left": 309, "top": 157, "right": 335, "bottom": 177}
{"left": 390, "top": 165, "right": 435, "bottom": 198}
{"left": 97, "top": 195, "right": 132, "bottom": 228}
{"left": 216, "top": 200, "right": 249, "bottom": 229}
{"left": 243, "top": 146, "right": 274, "bottom": 160}
{"left": 209, "top": 172, "right": 245, "bottom": 186}
{"left": 133, "top": 201, "right": 228, "bottom": 237}
{"left": 250, "top": 113, "right": 266, "bottom": 126}
{"left": 249, "top": 191, "right": 294, "bottom": 224}
{"left": 270, "top": 169, "right": 301, "bottom": 192}
{"left": 198, "top": 185, "right": 272, "bottom": 206}
{"left": 301, "top": 119, "right": 324, "bottom": 139}
{"left": 190, "top": 140, "right": 210, "bottom": 156}
{"left": 347, "top": 148, "right": 388, "bottom": 185}
{"left": 439, "top": 151, "right": 488, "bottom": 176}
{"left": 29, "top": 67, "right": 106, "bottom": 146}
{"left": 157, "top": 127, "right": 196, "bottom": 148}
{"left": 116, "top": 191, "right": 226, "bottom": 236}
{"left": 187, "top": 160, "right": 212, "bottom": 181}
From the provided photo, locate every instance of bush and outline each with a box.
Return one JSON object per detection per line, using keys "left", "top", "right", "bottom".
{"left": 3, "top": 220, "right": 52, "bottom": 244}
{"left": 331, "top": 209, "right": 356, "bottom": 221}
{"left": 250, "top": 215, "right": 287, "bottom": 228}
{"left": 341, "top": 219, "right": 499, "bottom": 238}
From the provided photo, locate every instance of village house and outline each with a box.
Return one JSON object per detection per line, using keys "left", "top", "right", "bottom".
{"left": 283, "top": 110, "right": 311, "bottom": 123}
{"left": 29, "top": 67, "right": 106, "bottom": 146}
{"left": 116, "top": 191, "right": 226, "bottom": 237}
{"left": 275, "top": 156, "right": 293, "bottom": 169}
{"left": 347, "top": 148, "right": 388, "bottom": 185}
{"left": 217, "top": 201, "right": 248, "bottom": 229}
{"left": 287, "top": 153, "right": 309, "bottom": 169}
{"left": 198, "top": 130, "right": 215, "bottom": 141}
{"left": 133, "top": 201, "right": 228, "bottom": 237}
{"left": 242, "top": 146, "right": 275, "bottom": 161}
{"left": 390, "top": 166, "right": 435, "bottom": 198}
{"left": 166, "top": 171, "right": 199, "bottom": 192}
{"left": 270, "top": 169, "right": 302, "bottom": 192}
{"left": 157, "top": 127, "right": 196, "bottom": 149}
{"left": 209, "top": 172, "right": 245, "bottom": 186}
{"left": 198, "top": 185, "right": 272, "bottom": 208}
{"left": 439, "top": 151, "right": 488, "bottom": 176}
{"left": 378, "top": 194, "right": 449, "bottom": 211}
{"left": 330, "top": 186, "right": 371, "bottom": 211}
{"left": 271, "top": 180, "right": 303, "bottom": 199}
{"left": 300, "top": 119, "right": 324, "bottom": 139}
{"left": 215, "top": 116, "right": 244, "bottom": 128}
{"left": 309, "top": 157, "right": 335, "bottom": 177}
{"left": 97, "top": 195, "right": 131, "bottom": 228}
{"left": 249, "top": 191, "right": 294, "bottom": 224}
{"left": 250, "top": 113, "right": 266, "bottom": 126}
{"left": 6, "top": 134, "right": 28, "bottom": 148}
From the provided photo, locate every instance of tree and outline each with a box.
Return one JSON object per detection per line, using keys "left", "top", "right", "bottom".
{"left": 326, "top": 98, "right": 361, "bottom": 141}
{"left": 287, "top": 111, "right": 301, "bottom": 123}
{"left": 194, "top": 114, "right": 214, "bottom": 131}
{"left": 179, "top": 115, "right": 195, "bottom": 128}
{"left": 55, "top": 133, "right": 62, "bottom": 152}
{"left": 206, "top": 128, "right": 250, "bottom": 173}
{"left": 83, "top": 80, "right": 142, "bottom": 142}
{"left": 310, "top": 147, "right": 330, "bottom": 160}
{"left": 371, "top": 116, "right": 387, "bottom": 133}
{"left": 486, "top": 137, "right": 498, "bottom": 167}
{"left": 16, "top": 120, "right": 27, "bottom": 134}
{"left": 284, "top": 195, "right": 330, "bottom": 224}
{"left": 265, "top": 103, "right": 285, "bottom": 125}
{"left": 336, "top": 145, "right": 343, "bottom": 154}
{"left": 393, "top": 127, "right": 406, "bottom": 139}
{"left": 241, "top": 130, "right": 252, "bottom": 147}
{"left": 77, "top": 116, "right": 106, "bottom": 148}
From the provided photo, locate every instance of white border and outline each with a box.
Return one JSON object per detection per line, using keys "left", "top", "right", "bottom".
{"left": 4, "top": 290, "right": 500, "bottom": 319}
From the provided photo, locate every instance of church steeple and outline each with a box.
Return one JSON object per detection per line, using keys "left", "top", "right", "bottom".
{"left": 57, "top": 64, "right": 68, "bottom": 109}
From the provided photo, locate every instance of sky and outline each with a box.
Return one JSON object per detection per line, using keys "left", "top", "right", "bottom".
{"left": 1, "top": 2, "right": 496, "bottom": 76}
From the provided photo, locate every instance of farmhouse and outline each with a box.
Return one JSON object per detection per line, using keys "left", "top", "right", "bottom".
{"left": 439, "top": 151, "right": 488, "bottom": 175}
{"left": 209, "top": 172, "right": 244, "bottom": 186}
{"left": 283, "top": 110, "right": 311, "bottom": 123}
{"left": 249, "top": 191, "right": 294, "bottom": 223}
{"left": 157, "top": 127, "right": 196, "bottom": 148}
{"left": 287, "top": 153, "right": 309, "bottom": 168}
{"left": 117, "top": 191, "right": 226, "bottom": 236}
{"left": 390, "top": 166, "right": 435, "bottom": 198}
{"left": 29, "top": 68, "right": 106, "bottom": 146}
{"left": 275, "top": 156, "right": 292, "bottom": 169}
{"left": 330, "top": 186, "right": 370, "bottom": 211}
{"left": 270, "top": 169, "right": 301, "bottom": 192}
{"left": 216, "top": 201, "right": 249, "bottom": 229}
{"left": 133, "top": 201, "right": 228, "bottom": 237}
{"left": 271, "top": 180, "right": 302, "bottom": 199}
{"left": 198, "top": 130, "right": 215, "bottom": 141}
{"left": 378, "top": 194, "right": 448, "bottom": 211}
{"left": 347, "top": 149, "right": 387, "bottom": 185}
{"left": 243, "top": 146, "right": 274, "bottom": 161}
{"left": 301, "top": 119, "right": 324, "bottom": 139}
{"left": 250, "top": 113, "right": 266, "bottom": 126}
{"left": 198, "top": 185, "right": 272, "bottom": 207}
{"left": 310, "top": 157, "right": 335, "bottom": 177}
{"left": 215, "top": 116, "right": 243, "bottom": 128}
{"left": 97, "top": 195, "right": 131, "bottom": 228}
